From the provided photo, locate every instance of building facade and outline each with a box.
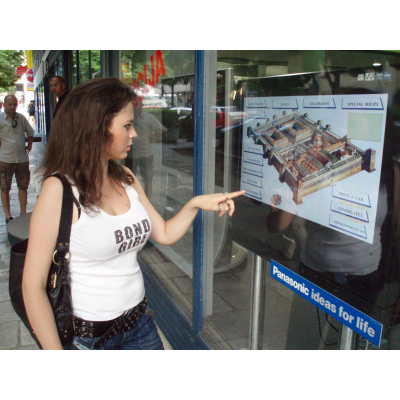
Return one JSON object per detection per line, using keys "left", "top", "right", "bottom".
{"left": 32, "top": 50, "right": 400, "bottom": 350}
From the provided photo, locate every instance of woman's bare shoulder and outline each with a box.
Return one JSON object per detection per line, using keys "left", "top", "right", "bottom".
{"left": 28, "top": 177, "right": 64, "bottom": 243}
{"left": 33, "top": 177, "right": 64, "bottom": 219}
{"left": 39, "top": 176, "right": 64, "bottom": 199}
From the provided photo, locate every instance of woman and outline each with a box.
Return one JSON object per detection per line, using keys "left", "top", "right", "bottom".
{"left": 22, "top": 77, "right": 245, "bottom": 350}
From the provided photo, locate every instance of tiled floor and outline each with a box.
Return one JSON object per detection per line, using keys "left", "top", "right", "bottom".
{"left": 0, "top": 141, "right": 44, "bottom": 349}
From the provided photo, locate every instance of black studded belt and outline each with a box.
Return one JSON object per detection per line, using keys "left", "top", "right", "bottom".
{"left": 72, "top": 297, "right": 147, "bottom": 348}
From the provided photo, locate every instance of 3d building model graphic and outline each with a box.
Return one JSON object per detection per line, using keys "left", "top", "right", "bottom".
{"left": 247, "top": 111, "right": 376, "bottom": 205}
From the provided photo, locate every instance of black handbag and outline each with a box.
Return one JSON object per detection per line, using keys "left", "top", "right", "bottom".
{"left": 9, "top": 174, "right": 75, "bottom": 348}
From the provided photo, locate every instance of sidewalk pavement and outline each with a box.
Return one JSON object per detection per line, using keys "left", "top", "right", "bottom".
{"left": 0, "top": 141, "right": 172, "bottom": 350}
{"left": 0, "top": 141, "right": 45, "bottom": 349}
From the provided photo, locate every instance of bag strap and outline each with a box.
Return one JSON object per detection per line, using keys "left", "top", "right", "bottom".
{"left": 46, "top": 173, "right": 74, "bottom": 258}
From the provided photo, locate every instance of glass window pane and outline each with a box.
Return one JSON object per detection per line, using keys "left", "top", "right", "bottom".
{"left": 202, "top": 50, "right": 400, "bottom": 350}
{"left": 57, "top": 57, "right": 63, "bottom": 77}
{"left": 90, "top": 50, "right": 101, "bottom": 79}
{"left": 79, "top": 50, "right": 90, "bottom": 82}
{"left": 72, "top": 50, "right": 78, "bottom": 87}
{"left": 120, "top": 50, "right": 195, "bottom": 320}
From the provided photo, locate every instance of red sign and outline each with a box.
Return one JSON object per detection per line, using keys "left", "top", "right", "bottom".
{"left": 26, "top": 68, "right": 33, "bottom": 82}
{"left": 15, "top": 65, "right": 28, "bottom": 77}
{"left": 132, "top": 50, "right": 166, "bottom": 101}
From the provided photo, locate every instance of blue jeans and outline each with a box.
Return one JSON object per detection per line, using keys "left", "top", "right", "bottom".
{"left": 65, "top": 311, "right": 164, "bottom": 350}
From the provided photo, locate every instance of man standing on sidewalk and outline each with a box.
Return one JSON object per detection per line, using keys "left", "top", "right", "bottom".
{"left": 0, "top": 95, "right": 34, "bottom": 223}
{"left": 50, "top": 76, "right": 69, "bottom": 117}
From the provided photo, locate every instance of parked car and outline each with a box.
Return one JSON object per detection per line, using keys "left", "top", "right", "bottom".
{"left": 210, "top": 106, "right": 246, "bottom": 131}
{"left": 170, "top": 107, "right": 192, "bottom": 119}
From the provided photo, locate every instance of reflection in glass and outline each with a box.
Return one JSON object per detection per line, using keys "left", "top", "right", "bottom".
{"left": 72, "top": 50, "right": 78, "bottom": 87}
{"left": 79, "top": 50, "right": 90, "bottom": 82}
{"left": 56, "top": 57, "right": 63, "bottom": 77}
{"left": 90, "top": 50, "right": 101, "bottom": 79}
{"left": 202, "top": 50, "right": 400, "bottom": 350}
{"left": 120, "top": 50, "right": 196, "bottom": 320}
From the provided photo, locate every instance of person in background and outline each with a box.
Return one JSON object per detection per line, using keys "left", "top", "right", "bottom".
{"left": 125, "top": 99, "right": 166, "bottom": 199}
{"left": 0, "top": 95, "right": 34, "bottom": 223}
{"left": 22, "top": 77, "right": 245, "bottom": 350}
{"left": 50, "top": 76, "right": 69, "bottom": 117}
{"left": 0, "top": 100, "right": 3, "bottom": 113}
{"left": 27, "top": 100, "right": 35, "bottom": 125}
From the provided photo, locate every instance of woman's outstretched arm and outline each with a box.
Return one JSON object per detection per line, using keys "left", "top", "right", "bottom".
{"left": 128, "top": 168, "right": 245, "bottom": 246}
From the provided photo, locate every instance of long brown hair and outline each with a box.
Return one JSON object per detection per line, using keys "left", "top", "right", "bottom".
{"left": 40, "top": 77, "right": 137, "bottom": 211}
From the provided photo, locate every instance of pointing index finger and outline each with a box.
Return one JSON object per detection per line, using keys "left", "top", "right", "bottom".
{"left": 226, "top": 190, "right": 246, "bottom": 199}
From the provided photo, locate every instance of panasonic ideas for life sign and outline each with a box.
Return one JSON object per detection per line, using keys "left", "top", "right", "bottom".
{"left": 270, "top": 260, "right": 382, "bottom": 347}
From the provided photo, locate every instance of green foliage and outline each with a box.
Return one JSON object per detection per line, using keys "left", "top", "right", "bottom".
{"left": 0, "top": 50, "right": 25, "bottom": 93}
{"left": 145, "top": 108, "right": 179, "bottom": 127}
{"left": 146, "top": 108, "right": 193, "bottom": 142}
{"left": 179, "top": 114, "right": 194, "bottom": 142}
{"left": 161, "top": 109, "right": 180, "bottom": 128}
{"left": 121, "top": 51, "right": 147, "bottom": 82}
{"left": 147, "top": 109, "right": 179, "bottom": 128}
{"left": 79, "top": 50, "right": 101, "bottom": 81}
{"left": 145, "top": 108, "right": 162, "bottom": 120}
{"left": 120, "top": 51, "right": 195, "bottom": 108}
{"left": 121, "top": 50, "right": 195, "bottom": 84}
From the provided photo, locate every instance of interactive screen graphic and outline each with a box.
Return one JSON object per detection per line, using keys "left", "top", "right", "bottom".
{"left": 240, "top": 94, "right": 388, "bottom": 244}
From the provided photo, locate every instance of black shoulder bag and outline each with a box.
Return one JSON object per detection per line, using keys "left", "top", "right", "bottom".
{"left": 9, "top": 174, "right": 76, "bottom": 349}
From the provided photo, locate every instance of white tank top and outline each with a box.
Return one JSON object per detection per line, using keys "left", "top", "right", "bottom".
{"left": 69, "top": 183, "right": 151, "bottom": 321}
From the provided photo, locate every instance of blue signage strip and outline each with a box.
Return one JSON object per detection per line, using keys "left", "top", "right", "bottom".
{"left": 270, "top": 260, "right": 382, "bottom": 347}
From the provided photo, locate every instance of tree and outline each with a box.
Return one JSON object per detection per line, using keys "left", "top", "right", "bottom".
{"left": 121, "top": 50, "right": 195, "bottom": 87}
{"left": 121, "top": 51, "right": 195, "bottom": 108}
{"left": 0, "top": 50, "right": 25, "bottom": 93}
{"left": 77, "top": 50, "right": 101, "bottom": 81}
